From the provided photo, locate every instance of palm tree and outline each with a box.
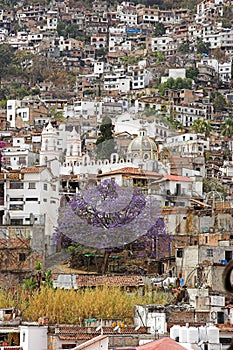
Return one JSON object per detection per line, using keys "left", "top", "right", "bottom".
{"left": 191, "top": 119, "right": 212, "bottom": 137}
{"left": 203, "top": 120, "right": 212, "bottom": 137}
{"left": 221, "top": 118, "right": 233, "bottom": 138}
{"left": 191, "top": 119, "right": 205, "bottom": 134}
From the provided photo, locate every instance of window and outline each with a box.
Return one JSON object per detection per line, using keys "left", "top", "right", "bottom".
{"left": 225, "top": 251, "right": 232, "bottom": 262}
{"left": 4, "top": 157, "right": 10, "bottom": 165}
{"left": 29, "top": 183, "right": 36, "bottom": 189}
{"left": 11, "top": 219, "right": 23, "bottom": 225}
{"left": 62, "top": 345, "right": 76, "bottom": 349}
{"left": 10, "top": 182, "right": 23, "bottom": 189}
{"left": 19, "top": 157, "right": 26, "bottom": 165}
{"left": 25, "top": 198, "right": 38, "bottom": 202}
{"left": 207, "top": 248, "right": 213, "bottom": 257}
{"left": 19, "top": 253, "right": 26, "bottom": 262}
{"left": 10, "top": 198, "right": 23, "bottom": 202}
{"left": 176, "top": 248, "right": 183, "bottom": 258}
{"left": 10, "top": 204, "right": 24, "bottom": 210}
{"left": 43, "top": 184, "right": 48, "bottom": 191}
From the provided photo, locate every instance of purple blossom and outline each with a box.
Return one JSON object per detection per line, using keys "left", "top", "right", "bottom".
{"left": 56, "top": 179, "right": 160, "bottom": 250}
{"left": 138, "top": 218, "right": 173, "bottom": 259}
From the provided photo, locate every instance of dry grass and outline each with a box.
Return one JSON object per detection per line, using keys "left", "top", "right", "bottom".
{"left": 0, "top": 286, "right": 171, "bottom": 324}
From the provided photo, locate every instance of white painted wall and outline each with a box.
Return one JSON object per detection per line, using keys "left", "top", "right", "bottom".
{"left": 134, "top": 305, "right": 167, "bottom": 334}
{"left": 19, "top": 325, "right": 48, "bottom": 350}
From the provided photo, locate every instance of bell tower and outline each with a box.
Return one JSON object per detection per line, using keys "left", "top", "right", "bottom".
{"left": 40, "top": 122, "right": 60, "bottom": 166}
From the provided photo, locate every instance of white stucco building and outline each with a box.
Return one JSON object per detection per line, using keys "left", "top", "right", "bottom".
{"left": 0, "top": 166, "right": 59, "bottom": 255}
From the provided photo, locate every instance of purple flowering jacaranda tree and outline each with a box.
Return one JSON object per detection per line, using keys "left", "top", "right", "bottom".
{"left": 56, "top": 179, "right": 161, "bottom": 273}
{"left": 137, "top": 217, "right": 172, "bottom": 260}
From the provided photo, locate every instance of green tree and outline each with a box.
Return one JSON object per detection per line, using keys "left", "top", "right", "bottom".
{"left": 166, "top": 116, "right": 184, "bottom": 130}
{"left": 57, "top": 21, "right": 86, "bottom": 40}
{"left": 152, "top": 51, "right": 165, "bottom": 63}
{"left": 67, "top": 23, "right": 81, "bottom": 39}
{"left": 213, "top": 94, "right": 227, "bottom": 112}
{"left": 186, "top": 67, "right": 199, "bottom": 81}
{"left": 23, "top": 261, "right": 52, "bottom": 291}
{"left": 153, "top": 22, "right": 165, "bottom": 37}
{"left": 0, "top": 99, "right": 7, "bottom": 108}
{"left": 212, "top": 48, "right": 226, "bottom": 62}
{"left": 158, "top": 77, "right": 192, "bottom": 95}
{"left": 0, "top": 87, "right": 9, "bottom": 101}
{"left": 221, "top": 119, "right": 233, "bottom": 138}
{"left": 57, "top": 21, "right": 67, "bottom": 37}
{"left": 203, "top": 178, "right": 227, "bottom": 197}
{"left": 178, "top": 42, "right": 190, "bottom": 53}
{"left": 221, "top": 5, "right": 232, "bottom": 28}
{"left": 96, "top": 116, "right": 116, "bottom": 159}
{"left": 191, "top": 119, "right": 212, "bottom": 137}
{"left": 196, "top": 41, "right": 211, "bottom": 55}
{"left": 15, "top": 50, "right": 34, "bottom": 73}
{"left": 49, "top": 107, "right": 65, "bottom": 122}
{"left": 0, "top": 44, "right": 15, "bottom": 86}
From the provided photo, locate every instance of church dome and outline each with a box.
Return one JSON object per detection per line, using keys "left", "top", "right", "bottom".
{"left": 127, "top": 128, "right": 157, "bottom": 161}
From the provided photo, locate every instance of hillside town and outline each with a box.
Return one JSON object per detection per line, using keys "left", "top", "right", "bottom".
{"left": 0, "top": 0, "right": 232, "bottom": 349}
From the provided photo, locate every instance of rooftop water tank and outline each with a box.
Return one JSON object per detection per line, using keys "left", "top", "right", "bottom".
{"left": 199, "top": 326, "right": 207, "bottom": 342}
{"left": 179, "top": 326, "right": 188, "bottom": 343}
{"left": 187, "top": 327, "right": 199, "bottom": 343}
{"left": 170, "top": 325, "right": 180, "bottom": 341}
{"left": 207, "top": 325, "right": 219, "bottom": 344}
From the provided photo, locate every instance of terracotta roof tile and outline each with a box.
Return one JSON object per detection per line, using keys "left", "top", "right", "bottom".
{"left": 97, "top": 167, "right": 162, "bottom": 178}
{"left": 59, "top": 334, "right": 93, "bottom": 340}
{"left": 56, "top": 326, "right": 149, "bottom": 340}
{"left": 164, "top": 174, "right": 193, "bottom": 182}
{"left": 21, "top": 166, "right": 46, "bottom": 174}
{"left": 76, "top": 275, "right": 145, "bottom": 287}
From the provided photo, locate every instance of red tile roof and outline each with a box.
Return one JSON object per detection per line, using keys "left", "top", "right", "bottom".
{"left": 76, "top": 275, "right": 145, "bottom": 287}
{"left": 59, "top": 334, "right": 92, "bottom": 341}
{"left": 21, "top": 166, "right": 46, "bottom": 174}
{"left": 56, "top": 325, "right": 149, "bottom": 340}
{"left": 164, "top": 174, "right": 193, "bottom": 182}
{"left": 136, "top": 338, "right": 187, "bottom": 350}
{"left": 97, "top": 167, "right": 162, "bottom": 178}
